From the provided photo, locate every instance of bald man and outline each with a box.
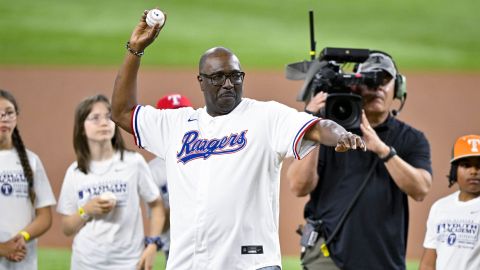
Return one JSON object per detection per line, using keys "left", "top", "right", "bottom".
{"left": 112, "top": 9, "right": 365, "bottom": 270}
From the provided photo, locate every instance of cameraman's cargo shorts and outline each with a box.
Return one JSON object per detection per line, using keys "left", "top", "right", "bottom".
{"left": 301, "top": 237, "right": 340, "bottom": 270}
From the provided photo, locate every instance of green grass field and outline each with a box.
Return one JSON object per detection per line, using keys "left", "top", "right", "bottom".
{"left": 39, "top": 248, "right": 419, "bottom": 269}
{"left": 1, "top": 0, "right": 479, "bottom": 70}
{"left": 1, "top": 1, "right": 475, "bottom": 269}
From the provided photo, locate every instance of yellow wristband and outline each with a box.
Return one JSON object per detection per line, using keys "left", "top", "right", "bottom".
{"left": 78, "top": 206, "right": 90, "bottom": 221}
{"left": 19, "top": 230, "right": 31, "bottom": 241}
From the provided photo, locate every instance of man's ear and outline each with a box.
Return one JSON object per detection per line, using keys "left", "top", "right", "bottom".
{"left": 197, "top": 75, "right": 205, "bottom": 92}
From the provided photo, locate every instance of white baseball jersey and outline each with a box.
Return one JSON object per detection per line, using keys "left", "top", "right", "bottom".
{"left": 423, "top": 190, "right": 480, "bottom": 270}
{"left": 0, "top": 149, "right": 56, "bottom": 270}
{"left": 148, "top": 157, "right": 171, "bottom": 252}
{"left": 132, "top": 98, "right": 319, "bottom": 270}
{"left": 56, "top": 151, "right": 159, "bottom": 270}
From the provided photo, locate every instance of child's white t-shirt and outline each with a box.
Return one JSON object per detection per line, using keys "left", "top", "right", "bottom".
{"left": 423, "top": 190, "right": 480, "bottom": 270}
{"left": 57, "top": 151, "right": 159, "bottom": 270}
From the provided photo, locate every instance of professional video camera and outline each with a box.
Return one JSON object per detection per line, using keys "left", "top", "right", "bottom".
{"left": 287, "top": 47, "right": 388, "bottom": 129}
{"left": 285, "top": 12, "right": 397, "bottom": 129}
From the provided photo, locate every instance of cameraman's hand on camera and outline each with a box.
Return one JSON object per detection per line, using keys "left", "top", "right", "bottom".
{"left": 305, "top": 91, "right": 327, "bottom": 115}
{"left": 360, "top": 110, "right": 390, "bottom": 156}
{"left": 128, "top": 9, "right": 167, "bottom": 54}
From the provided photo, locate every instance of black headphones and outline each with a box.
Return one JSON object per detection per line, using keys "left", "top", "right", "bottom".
{"left": 378, "top": 51, "right": 407, "bottom": 103}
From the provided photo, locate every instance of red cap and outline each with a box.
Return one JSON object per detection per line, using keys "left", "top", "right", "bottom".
{"left": 156, "top": 94, "right": 192, "bottom": 109}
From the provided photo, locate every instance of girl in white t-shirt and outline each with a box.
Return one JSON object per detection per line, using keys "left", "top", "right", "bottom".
{"left": 0, "top": 89, "right": 56, "bottom": 270}
{"left": 56, "top": 95, "right": 165, "bottom": 270}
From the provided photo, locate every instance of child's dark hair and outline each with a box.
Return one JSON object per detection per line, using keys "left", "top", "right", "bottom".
{"left": 0, "top": 89, "right": 36, "bottom": 204}
{"left": 447, "top": 162, "right": 458, "bottom": 188}
{"left": 73, "top": 94, "right": 127, "bottom": 174}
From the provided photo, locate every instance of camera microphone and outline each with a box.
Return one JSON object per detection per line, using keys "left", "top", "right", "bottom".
{"left": 319, "top": 48, "right": 370, "bottom": 63}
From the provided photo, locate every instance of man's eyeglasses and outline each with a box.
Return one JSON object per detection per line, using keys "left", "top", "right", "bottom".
{"left": 0, "top": 110, "right": 17, "bottom": 121}
{"left": 199, "top": 72, "right": 245, "bottom": 86}
{"left": 85, "top": 113, "right": 112, "bottom": 124}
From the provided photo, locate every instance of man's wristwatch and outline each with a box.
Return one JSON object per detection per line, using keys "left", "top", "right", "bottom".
{"left": 304, "top": 108, "right": 315, "bottom": 115}
{"left": 144, "top": 236, "right": 163, "bottom": 251}
{"left": 380, "top": 146, "right": 397, "bottom": 162}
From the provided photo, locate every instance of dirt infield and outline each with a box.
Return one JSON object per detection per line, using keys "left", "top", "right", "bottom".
{"left": 1, "top": 67, "right": 479, "bottom": 260}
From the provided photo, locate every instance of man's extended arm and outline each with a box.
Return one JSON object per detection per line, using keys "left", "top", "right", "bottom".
{"left": 287, "top": 118, "right": 366, "bottom": 197}
{"left": 303, "top": 119, "right": 356, "bottom": 148}
{"left": 111, "top": 10, "right": 165, "bottom": 133}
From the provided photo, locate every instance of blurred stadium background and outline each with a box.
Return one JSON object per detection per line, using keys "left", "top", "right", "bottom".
{"left": 1, "top": 0, "right": 479, "bottom": 269}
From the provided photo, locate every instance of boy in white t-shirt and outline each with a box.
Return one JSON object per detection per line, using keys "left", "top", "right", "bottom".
{"left": 420, "top": 134, "right": 480, "bottom": 270}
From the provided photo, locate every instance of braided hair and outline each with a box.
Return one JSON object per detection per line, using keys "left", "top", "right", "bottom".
{"left": 0, "top": 89, "right": 36, "bottom": 204}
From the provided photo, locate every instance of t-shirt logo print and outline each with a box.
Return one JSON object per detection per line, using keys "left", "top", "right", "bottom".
{"left": 177, "top": 130, "right": 248, "bottom": 164}
{"left": 0, "top": 171, "right": 26, "bottom": 197}
{"left": 1, "top": 183, "right": 13, "bottom": 196}
{"left": 447, "top": 233, "right": 457, "bottom": 246}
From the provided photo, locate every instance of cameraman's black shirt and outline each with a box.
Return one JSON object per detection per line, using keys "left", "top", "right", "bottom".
{"left": 304, "top": 116, "right": 432, "bottom": 270}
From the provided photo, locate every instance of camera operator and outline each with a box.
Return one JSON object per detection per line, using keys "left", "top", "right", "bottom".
{"left": 287, "top": 51, "right": 433, "bottom": 270}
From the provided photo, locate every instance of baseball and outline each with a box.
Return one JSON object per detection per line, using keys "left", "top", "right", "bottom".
{"left": 146, "top": 9, "right": 165, "bottom": 27}
{"left": 100, "top": 191, "right": 117, "bottom": 205}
